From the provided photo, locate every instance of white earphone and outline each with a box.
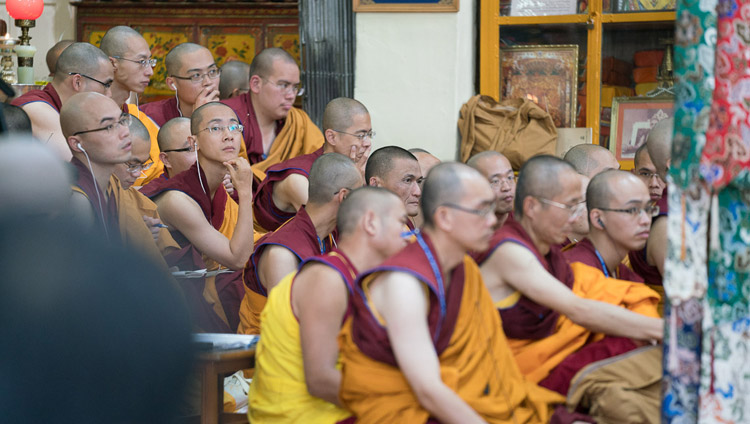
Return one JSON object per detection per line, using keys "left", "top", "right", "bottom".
{"left": 77, "top": 142, "right": 86, "bottom": 153}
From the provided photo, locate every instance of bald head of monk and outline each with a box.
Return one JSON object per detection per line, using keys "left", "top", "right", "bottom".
{"left": 409, "top": 148, "right": 440, "bottom": 186}
{"left": 587, "top": 170, "right": 654, "bottom": 252}
{"left": 515, "top": 155, "right": 584, "bottom": 247}
{"left": 53, "top": 42, "right": 114, "bottom": 100}
{"left": 248, "top": 47, "right": 300, "bottom": 121}
{"left": 307, "top": 152, "right": 364, "bottom": 207}
{"left": 100, "top": 26, "right": 154, "bottom": 103}
{"left": 337, "top": 186, "right": 409, "bottom": 255}
{"left": 113, "top": 116, "right": 151, "bottom": 190}
{"left": 189, "top": 102, "right": 241, "bottom": 165}
{"left": 61, "top": 92, "right": 132, "bottom": 165}
{"left": 219, "top": 60, "right": 250, "bottom": 100}
{"left": 158, "top": 117, "right": 195, "bottom": 178}
{"left": 165, "top": 43, "right": 219, "bottom": 112}
{"left": 421, "top": 162, "right": 497, "bottom": 252}
{"left": 0, "top": 138, "right": 72, "bottom": 218}
{"left": 563, "top": 144, "right": 620, "bottom": 178}
{"left": 46, "top": 39, "right": 75, "bottom": 75}
{"left": 646, "top": 117, "right": 673, "bottom": 180}
{"left": 321, "top": 97, "right": 372, "bottom": 163}
{"left": 633, "top": 143, "right": 665, "bottom": 201}
{"left": 467, "top": 151, "right": 516, "bottom": 218}
{"left": 365, "top": 146, "right": 422, "bottom": 217}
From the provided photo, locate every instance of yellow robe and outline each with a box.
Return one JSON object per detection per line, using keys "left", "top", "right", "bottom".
{"left": 339, "top": 256, "right": 564, "bottom": 423}
{"left": 248, "top": 271, "right": 351, "bottom": 423}
{"left": 507, "top": 262, "right": 661, "bottom": 383}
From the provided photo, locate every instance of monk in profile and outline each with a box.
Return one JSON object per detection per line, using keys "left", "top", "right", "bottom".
{"left": 248, "top": 187, "right": 408, "bottom": 423}
{"left": 219, "top": 60, "right": 250, "bottom": 100}
{"left": 339, "top": 162, "right": 564, "bottom": 423}
{"left": 365, "top": 146, "right": 422, "bottom": 231}
{"left": 238, "top": 153, "right": 363, "bottom": 335}
{"left": 467, "top": 150, "right": 516, "bottom": 229}
{"left": 409, "top": 148, "right": 440, "bottom": 228}
{"left": 156, "top": 117, "right": 195, "bottom": 179}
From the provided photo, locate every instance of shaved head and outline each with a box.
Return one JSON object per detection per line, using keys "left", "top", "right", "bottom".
{"left": 157, "top": 117, "right": 190, "bottom": 151}
{"left": 53, "top": 42, "right": 110, "bottom": 83}
{"left": 466, "top": 150, "right": 507, "bottom": 170}
{"left": 365, "top": 146, "right": 418, "bottom": 182}
{"left": 60, "top": 92, "right": 109, "bottom": 138}
{"left": 587, "top": 169, "right": 644, "bottom": 210}
{"left": 515, "top": 155, "right": 576, "bottom": 218}
{"left": 219, "top": 61, "right": 250, "bottom": 99}
{"left": 633, "top": 143, "right": 650, "bottom": 169}
{"left": 421, "top": 162, "right": 482, "bottom": 227}
{"left": 99, "top": 26, "right": 143, "bottom": 57}
{"left": 128, "top": 114, "right": 150, "bottom": 147}
{"left": 410, "top": 149, "right": 441, "bottom": 181}
{"left": 322, "top": 97, "right": 369, "bottom": 132}
{"left": 307, "top": 153, "right": 363, "bottom": 205}
{"left": 190, "top": 102, "right": 234, "bottom": 135}
{"left": 563, "top": 144, "right": 619, "bottom": 177}
{"left": 0, "top": 138, "right": 72, "bottom": 218}
{"left": 46, "top": 40, "right": 75, "bottom": 75}
{"left": 337, "top": 186, "right": 400, "bottom": 236}
{"left": 165, "top": 43, "right": 207, "bottom": 76}
{"left": 646, "top": 117, "right": 673, "bottom": 177}
{"left": 248, "top": 47, "right": 297, "bottom": 79}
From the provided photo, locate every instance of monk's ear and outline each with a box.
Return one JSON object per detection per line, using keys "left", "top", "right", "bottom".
{"left": 188, "top": 135, "right": 198, "bottom": 151}
{"left": 433, "top": 205, "right": 453, "bottom": 232}
{"left": 368, "top": 176, "right": 381, "bottom": 187}
{"left": 159, "top": 151, "right": 170, "bottom": 169}
{"left": 324, "top": 129, "right": 337, "bottom": 145}
{"left": 70, "top": 74, "right": 83, "bottom": 92}
{"left": 362, "top": 210, "right": 378, "bottom": 236}
{"left": 590, "top": 209, "right": 605, "bottom": 230}
{"left": 165, "top": 76, "right": 176, "bottom": 92}
{"left": 335, "top": 187, "right": 348, "bottom": 204}
{"left": 68, "top": 136, "right": 83, "bottom": 154}
{"left": 522, "top": 195, "right": 538, "bottom": 219}
{"left": 109, "top": 56, "right": 119, "bottom": 71}
{"left": 249, "top": 75, "right": 263, "bottom": 94}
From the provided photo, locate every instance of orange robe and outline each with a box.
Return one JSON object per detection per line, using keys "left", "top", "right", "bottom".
{"left": 339, "top": 233, "right": 563, "bottom": 423}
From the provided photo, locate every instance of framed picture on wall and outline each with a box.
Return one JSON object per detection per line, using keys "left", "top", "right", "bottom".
{"left": 353, "top": 0, "right": 459, "bottom": 12}
{"left": 610, "top": 96, "right": 674, "bottom": 169}
{"left": 500, "top": 44, "right": 578, "bottom": 128}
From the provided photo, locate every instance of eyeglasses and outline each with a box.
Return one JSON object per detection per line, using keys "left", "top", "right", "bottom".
{"left": 126, "top": 159, "right": 154, "bottom": 173}
{"left": 262, "top": 78, "right": 305, "bottom": 96}
{"left": 73, "top": 113, "right": 132, "bottom": 136}
{"left": 68, "top": 72, "right": 113, "bottom": 89}
{"left": 199, "top": 124, "right": 244, "bottom": 135}
{"left": 637, "top": 170, "right": 662, "bottom": 180}
{"left": 440, "top": 201, "right": 497, "bottom": 218}
{"left": 332, "top": 129, "right": 376, "bottom": 142}
{"left": 112, "top": 56, "right": 157, "bottom": 69}
{"left": 536, "top": 197, "right": 587, "bottom": 218}
{"left": 595, "top": 202, "right": 660, "bottom": 218}
{"left": 162, "top": 144, "right": 195, "bottom": 153}
{"left": 172, "top": 67, "right": 220, "bottom": 83}
{"left": 489, "top": 174, "right": 515, "bottom": 188}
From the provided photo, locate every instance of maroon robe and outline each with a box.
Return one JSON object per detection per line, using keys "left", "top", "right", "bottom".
{"left": 245, "top": 206, "right": 324, "bottom": 297}
{"left": 12, "top": 83, "right": 62, "bottom": 112}
{"left": 141, "top": 162, "right": 244, "bottom": 332}
{"left": 70, "top": 157, "right": 120, "bottom": 243}
{"left": 138, "top": 97, "right": 180, "bottom": 127}
{"left": 221, "top": 92, "right": 284, "bottom": 165}
{"left": 298, "top": 249, "right": 359, "bottom": 324}
{"left": 563, "top": 238, "right": 644, "bottom": 282}
{"left": 252, "top": 147, "right": 324, "bottom": 231}
{"left": 349, "top": 233, "right": 464, "bottom": 367}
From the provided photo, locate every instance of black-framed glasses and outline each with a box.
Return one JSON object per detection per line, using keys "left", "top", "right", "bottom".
{"left": 489, "top": 173, "right": 515, "bottom": 188}
{"left": 68, "top": 72, "right": 113, "bottom": 89}
{"left": 332, "top": 129, "right": 376, "bottom": 142}
{"left": 595, "top": 201, "right": 660, "bottom": 218}
{"left": 172, "top": 67, "right": 220, "bottom": 83}
{"left": 112, "top": 56, "right": 157, "bottom": 68}
{"left": 536, "top": 197, "right": 586, "bottom": 218}
{"left": 162, "top": 144, "right": 195, "bottom": 154}
{"left": 261, "top": 78, "right": 305, "bottom": 96}
{"left": 72, "top": 113, "right": 132, "bottom": 136}
{"left": 637, "top": 170, "right": 662, "bottom": 181}
{"left": 126, "top": 159, "right": 154, "bottom": 173}
{"left": 440, "top": 201, "right": 497, "bottom": 218}
{"left": 199, "top": 124, "right": 244, "bottom": 135}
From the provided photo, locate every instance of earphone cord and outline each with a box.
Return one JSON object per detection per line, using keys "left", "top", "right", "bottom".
{"left": 196, "top": 148, "right": 207, "bottom": 195}
{"left": 175, "top": 86, "right": 183, "bottom": 117}
{"left": 82, "top": 149, "right": 110, "bottom": 241}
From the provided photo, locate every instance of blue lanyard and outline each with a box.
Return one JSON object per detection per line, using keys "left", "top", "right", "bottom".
{"left": 316, "top": 235, "right": 326, "bottom": 254}
{"left": 415, "top": 233, "right": 447, "bottom": 343}
{"left": 593, "top": 248, "right": 610, "bottom": 278}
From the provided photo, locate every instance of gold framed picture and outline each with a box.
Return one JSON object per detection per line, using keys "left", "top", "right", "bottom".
{"left": 500, "top": 44, "right": 579, "bottom": 128}
{"left": 610, "top": 96, "right": 674, "bottom": 170}
{"left": 353, "top": 0, "right": 459, "bottom": 13}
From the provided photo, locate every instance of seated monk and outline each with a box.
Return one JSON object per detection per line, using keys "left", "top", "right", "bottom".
{"left": 365, "top": 146, "right": 422, "bottom": 231}
{"left": 112, "top": 116, "right": 179, "bottom": 257}
{"left": 564, "top": 170, "right": 655, "bottom": 283}
{"left": 339, "top": 162, "right": 564, "bottom": 424}
{"left": 157, "top": 117, "right": 195, "bottom": 179}
{"left": 408, "top": 148, "right": 441, "bottom": 228}
{"left": 476, "top": 155, "right": 662, "bottom": 398}
{"left": 253, "top": 97, "right": 371, "bottom": 232}
{"left": 12, "top": 42, "right": 114, "bottom": 160}
{"left": 45, "top": 39, "right": 75, "bottom": 76}
{"left": 248, "top": 187, "right": 408, "bottom": 423}
{"left": 141, "top": 102, "right": 255, "bottom": 332}
{"left": 219, "top": 60, "right": 250, "bottom": 100}
{"left": 633, "top": 143, "right": 666, "bottom": 203}
{"left": 238, "top": 152, "right": 363, "bottom": 335}
{"left": 466, "top": 151, "right": 516, "bottom": 229}
{"left": 222, "top": 47, "right": 323, "bottom": 173}
{"left": 61, "top": 92, "right": 170, "bottom": 268}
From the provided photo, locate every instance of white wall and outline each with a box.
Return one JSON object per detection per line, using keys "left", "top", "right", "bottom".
{"left": 354, "top": 1, "right": 476, "bottom": 161}
{"left": 1, "top": 0, "right": 75, "bottom": 82}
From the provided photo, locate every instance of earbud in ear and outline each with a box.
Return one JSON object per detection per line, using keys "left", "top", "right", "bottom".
{"left": 76, "top": 142, "right": 85, "bottom": 152}
{"left": 171, "top": 83, "right": 176, "bottom": 90}
{"left": 597, "top": 218, "right": 605, "bottom": 228}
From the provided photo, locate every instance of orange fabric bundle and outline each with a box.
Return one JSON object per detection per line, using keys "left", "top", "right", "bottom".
{"left": 634, "top": 50, "right": 665, "bottom": 67}
{"left": 633, "top": 67, "right": 659, "bottom": 83}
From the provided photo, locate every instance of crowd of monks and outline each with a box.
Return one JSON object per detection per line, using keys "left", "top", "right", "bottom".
{"left": 2, "top": 25, "right": 679, "bottom": 423}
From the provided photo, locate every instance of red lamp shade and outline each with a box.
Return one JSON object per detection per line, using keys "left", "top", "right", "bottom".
{"left": 6, "top": 0, "right": 43, "bottom": 20}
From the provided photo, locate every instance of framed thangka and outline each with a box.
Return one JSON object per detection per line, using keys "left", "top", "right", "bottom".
{"left": 609, "top": 96, "right": 673, "bottom": 170}
{"left": 353, "top": 0, "right": 459, "bottom": 12}
{"left": 500, "top": 44, "right": 578, "bottom": 128}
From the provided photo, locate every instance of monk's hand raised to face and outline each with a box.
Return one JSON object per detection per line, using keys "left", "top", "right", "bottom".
{"left": 350, "top": 145, "right": 371, "bottom": 178}
{"left": 191, "top": 86, "right": 221, "bottom": 114}
{"left": 224, "top": 157, "right": 252, "bottom": 197}
{"left": 142, "top": 215, "right": 163, "bottom": 243}
{"left": 222, "top": 173, "right": 235, "bottom": 196}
